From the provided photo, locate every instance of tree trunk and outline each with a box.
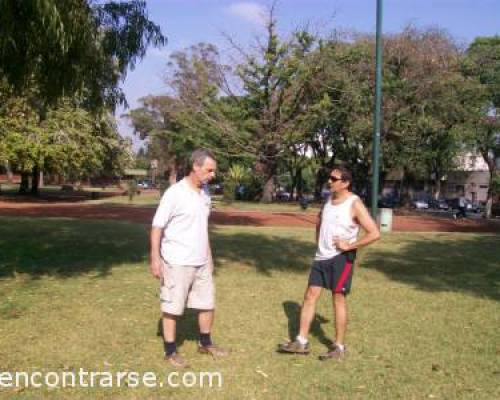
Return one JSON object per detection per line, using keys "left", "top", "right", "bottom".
{"left": 261, "top": 175, "right": 274, "bottom": 203}
{"left": 434, "top": 178, "right": 442, "bottom": 200}
{"left": 168, "top": 162, "right": 178, "bottom": 185}
{"left": 260, "top": 159, "right": 277, "bottom": 203}
{"left": 19, "top": 173, "right": 30, "bottom": 193}
{"left": 39, "top": 170, "right": 44, "bottom": 188}
{"left": 485, "top": 169, "right": 494, "bottom": 219}
{"left": 314, "top": 166, "right": 328, "bottom": 201}
{"left": 5, "top": 161, "right": 13, "bottom": 183}
{"left": 296, "top": 167, "right": 303, "bottom": 200}
{"left": 31, "top": 166, "right": 39, "bottom": 195}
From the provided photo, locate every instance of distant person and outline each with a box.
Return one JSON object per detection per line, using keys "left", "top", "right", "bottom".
{"left": 454, "top": 195, "right": 467, "bottom": 219}
{"left": 279, "top": 166, "right": 380, "bottom": 361}
{"left": 150, "top": 148, "right": 229, "bottom": 368}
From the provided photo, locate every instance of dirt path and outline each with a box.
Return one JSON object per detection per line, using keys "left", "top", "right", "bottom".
{"left": 1, "top": 201, "right": 499, "bottom": 233}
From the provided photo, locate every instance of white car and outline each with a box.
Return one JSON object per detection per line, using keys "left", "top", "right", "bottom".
{"left": 413, "top": 200, "right": 429, "bottom": 209}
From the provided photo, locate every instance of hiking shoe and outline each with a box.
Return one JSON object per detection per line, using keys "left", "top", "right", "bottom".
{"left": 165, "top": 352, "right": 190, "bottom": 369}
{"left": 198, "top": 344, "right": 230, "bottom": 358}
{"left": 318, "top": 345, "right": 346, "bottom": 361}
{"left": 278, "top": 340, "right": 310, "bottom": 354}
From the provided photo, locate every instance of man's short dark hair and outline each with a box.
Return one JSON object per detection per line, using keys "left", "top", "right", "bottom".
{"left": 190, "top": 148, "right": 215, "bottom": 170}
{"left": 333, "top": 165, "right": 353, "bottom": 190}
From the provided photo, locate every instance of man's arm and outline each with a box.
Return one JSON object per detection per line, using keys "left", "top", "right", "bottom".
{"left": 150, "top": 227, "right": 163, "bottom": 279}
{"left": 334, "top": 199, "right": 380, "bottom": 251}
{"left": 315, "top": 204, "right": 325, "bottom": 243}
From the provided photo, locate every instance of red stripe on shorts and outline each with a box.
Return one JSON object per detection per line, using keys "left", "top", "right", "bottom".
{"left": 335, "top": 261, "right": 352, "bottom": 293}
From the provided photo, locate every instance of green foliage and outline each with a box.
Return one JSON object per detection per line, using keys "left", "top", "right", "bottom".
{"left": 0, "top": 0, "right": 166, "bottom": 110}
{"left": 0, "top": 85, "right": 133, "bottom": 179}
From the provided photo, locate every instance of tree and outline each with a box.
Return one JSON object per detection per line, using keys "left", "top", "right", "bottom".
{"left": 127, "top": 43, "right": 253, "bottom": 183}
{"left": 231, "top": 10, "right": 321, "bottom": 201}
{"left": 380, "top": 27, "right": 477, "bottom": 201}
{"left": 0, "top": 0, "right": 166, "bottom": 111}
{"left": 0, "top": 0, "right": 165, "bottom": 193}
{"left": 463, "top": 36, "right": 500, "bottom": 218}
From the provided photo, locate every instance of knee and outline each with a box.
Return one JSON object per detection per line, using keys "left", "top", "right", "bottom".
{"left": 333, "top": 293, "right": 346, "bottom": 306}
{"left": 304, "top": 287, "right": 321, "bottom": 304}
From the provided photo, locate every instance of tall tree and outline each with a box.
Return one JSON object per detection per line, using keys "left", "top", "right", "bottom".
{"left": 463, "top": 36, "right": 500, "bottom": 217}
{"left": 0, "top": 0, "right": 166, "bottom": 111}
{"left": 0, "top": 0, "right": 165, "bottom": 193}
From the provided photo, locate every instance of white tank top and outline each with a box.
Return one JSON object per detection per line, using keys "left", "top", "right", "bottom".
{"left": 315, "top": 194, "right": 360, "bottom": 260}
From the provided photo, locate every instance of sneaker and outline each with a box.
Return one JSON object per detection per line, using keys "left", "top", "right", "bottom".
{"left": 165, "top": 352, "right": 190, "bottom": 369}
{"left": 278, "top": 340, "right": 310, "bottom": 354}
{"left": 318, "top": 345, "right": 346, "bottom": 361}
{"left": 198, "top": 344, "right": 230, "bottom": 358}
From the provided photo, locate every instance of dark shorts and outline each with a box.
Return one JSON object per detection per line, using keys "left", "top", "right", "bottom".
{"left": 308, "top": 251, "right": 356, "bottom": 295}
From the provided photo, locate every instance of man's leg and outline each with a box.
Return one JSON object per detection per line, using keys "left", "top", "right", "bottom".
{"left": 162, "top": 312, "right": 177, "bottom": 343}
{"left": 162, "top": 312, "right": 190, "bottom": 368}
{"left": 298, "top": 286, "right": 322, "bottom": 339}
{"left": 196, "top": 309, "right": 229, "bottom": 356}
{"left": 198, "top": 310, "right": 214, "bottom": 337}
{"left": 333, "top": 293, "right": 347, "bottom": 346}
{"left": 279, "top": 286, "right": 321, "bottom": 354}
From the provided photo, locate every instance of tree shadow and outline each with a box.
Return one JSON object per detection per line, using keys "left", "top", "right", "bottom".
{"left": 282, "top": 301, "right": 333, "bottom": 349}
{"left": 361, "top": 234, "right": 500, "bottom": 302}
{"left": 0, "top": 217, "right": 148, "bottom": 279}
{"left": 211, "top": 229, "right": 315, "bottom": 276}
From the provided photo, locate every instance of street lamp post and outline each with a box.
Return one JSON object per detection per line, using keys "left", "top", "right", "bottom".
{"left": 371, "top": 0, "right": 384, "bottom": 219}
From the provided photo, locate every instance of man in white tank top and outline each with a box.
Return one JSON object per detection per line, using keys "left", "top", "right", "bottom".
{"left": 279, "top": 166, "right": 380, "bottom": 360}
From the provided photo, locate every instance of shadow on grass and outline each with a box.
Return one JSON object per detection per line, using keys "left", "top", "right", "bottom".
{"left": 156, "top": 311, "right": 200, "bottom": 348}
{"left": 0, "top": 217, "right": 148, "bottom": 278}
{"left": 362, "top": 234, "right": 500, "bottom": 302}
{"left": 283, "top": 301, "right": 333, "bottom": 349}
{"left": 211, "top": 230, "right": 315, "bottom": 276}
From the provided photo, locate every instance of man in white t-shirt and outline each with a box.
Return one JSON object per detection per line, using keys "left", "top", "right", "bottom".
{"left": 150, "top": 148, "right": 228, "bottom": 368}
{"left": 279, "top": 166, "right": 380, "bottom": 361}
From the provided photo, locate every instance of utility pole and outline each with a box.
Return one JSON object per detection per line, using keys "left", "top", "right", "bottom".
{"left": 371, "top": 0, "right": 384, "bottom": 219}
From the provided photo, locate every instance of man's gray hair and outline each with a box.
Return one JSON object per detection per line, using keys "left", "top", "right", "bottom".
{"left": 190, "top": 148, "right": 216, "bottom": 169}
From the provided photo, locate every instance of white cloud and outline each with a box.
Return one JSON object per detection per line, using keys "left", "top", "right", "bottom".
{"left": 224, "top": 2, "right": 268, "bottom": 27}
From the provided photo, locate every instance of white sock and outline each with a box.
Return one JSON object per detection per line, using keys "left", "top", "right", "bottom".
{"left": 296, "top": 335, "right": 308, "bottom": 345}
{"left": 336, "top": 343, "right": 345, "bottom": 352}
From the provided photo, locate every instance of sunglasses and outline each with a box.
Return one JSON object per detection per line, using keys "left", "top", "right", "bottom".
{"left": 328, "top": 175, "right": 344, "bottom": 182}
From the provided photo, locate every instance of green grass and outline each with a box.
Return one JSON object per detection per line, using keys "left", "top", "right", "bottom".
{"left": 0, "top": 217, "right": 499, "bottom": 399}
{"left": 88, "top": 193, "right": 321, "bottom": 213}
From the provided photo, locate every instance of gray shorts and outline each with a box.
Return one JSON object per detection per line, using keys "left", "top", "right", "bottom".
{"left": 160, "top": 261, "right": 215, "bottom": 316}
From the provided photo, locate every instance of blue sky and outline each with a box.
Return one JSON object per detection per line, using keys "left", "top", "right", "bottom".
{"left": 118, "top": 0, "right": 500, "bottom": 149}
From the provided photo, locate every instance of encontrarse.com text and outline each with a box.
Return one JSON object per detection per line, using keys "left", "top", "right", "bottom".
{"left": 0, "top": 370, "right": 222, "bottom": 389}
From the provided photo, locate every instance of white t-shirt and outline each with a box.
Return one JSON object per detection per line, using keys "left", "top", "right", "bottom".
{"left": 152, "top": 178, "right": 211, "bottom": 266}
{"left": 315, "top": 194, "right": 360, "bottom": 260}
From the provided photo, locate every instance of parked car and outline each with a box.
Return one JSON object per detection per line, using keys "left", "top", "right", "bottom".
{"left": 447, "top": 198, "right": 460, "bottom": 210}
{"left": 466, "top": 200, "right": 484, "bottom": 213}
{"left": 412, "top": 199, "right": 429, "bottom": 209}
{"left": 378, "top": 196, "right": 400, "bottom": 208}
{"left": 137, "top": 180, "right": 153, "bottom": 189}
{"left": 276, "top": 190, "right": 291, "bottom": 201}
{"left": 429, "top": 199, "right": 449, "bottom": 210}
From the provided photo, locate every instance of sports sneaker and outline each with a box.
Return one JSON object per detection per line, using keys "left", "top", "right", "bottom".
{"left": 198, "top": 343, "right": 230, "bottom": 358}
{"left": 278, "top": 339, "right": 310, "bottom": 354}
{"left": 165, "top": 352, "right": 190, "bottom": 369}
{"left": 318, "top": 345, "right": 346, "bottom": 361}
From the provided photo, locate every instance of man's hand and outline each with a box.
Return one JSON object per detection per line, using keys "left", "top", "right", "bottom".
{"left": 333, "top": 238, "right": 352, "bottom": 252}
{"left": 150, "top": 227, "right": 163, "bottom": 279}
{"left": 150, "top": 256, "right": 162, "bottom": 279}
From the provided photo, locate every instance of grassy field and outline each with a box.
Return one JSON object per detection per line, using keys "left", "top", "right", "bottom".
{"left": 0, "top": 217, "right": 498, "bottom": 399}
{"left": 88, "top": 192, "right": 322, "bottom": 213}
